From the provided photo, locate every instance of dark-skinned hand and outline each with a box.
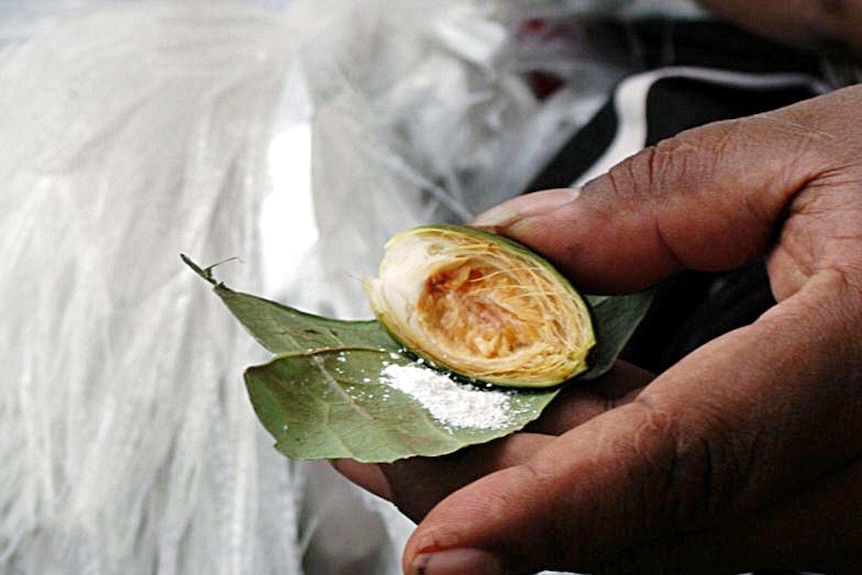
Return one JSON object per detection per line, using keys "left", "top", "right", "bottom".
{"left": 335, "top": 83, "right": 862, "bottom": 575}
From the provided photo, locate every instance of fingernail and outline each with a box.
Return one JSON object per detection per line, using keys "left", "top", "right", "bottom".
{"left": 411, "top": 548, "right": 503, "bottom": 575}
{"left": 472, "top": 187, "right": 581, "bottom": 229}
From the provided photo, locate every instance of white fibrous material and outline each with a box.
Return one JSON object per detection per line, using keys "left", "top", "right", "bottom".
{"left": 382, "top": 364, "right": 513, "bottom": 430}
{"left": 0, "top": 4, "right": 310, "bottom": 575}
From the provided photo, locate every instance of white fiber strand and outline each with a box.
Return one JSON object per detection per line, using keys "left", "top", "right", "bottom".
{"left": 0, "top": 5, "right": 303, "bottom": 574}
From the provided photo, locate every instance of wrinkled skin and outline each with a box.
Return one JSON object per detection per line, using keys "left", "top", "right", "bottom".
{"left": 334, "top": 7, "right": 862, "bottom": 575}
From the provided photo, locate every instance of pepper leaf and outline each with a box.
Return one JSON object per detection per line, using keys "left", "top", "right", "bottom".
{"left": 245, "top": 350, "right": 560, "bottom": 462}
{"left": 582, "top": 291, "right": 654, "bottom": 379}
{"left": 184, "top": 255, "right": 652, "bottom": 462}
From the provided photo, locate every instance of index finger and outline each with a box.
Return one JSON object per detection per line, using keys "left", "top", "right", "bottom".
{"left": 473, "top": 100, "right": 836, "bottom": 294}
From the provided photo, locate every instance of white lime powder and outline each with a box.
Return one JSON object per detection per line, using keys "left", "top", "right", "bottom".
{"left": 381, "top": 363, "right": 513, "bottom": 430}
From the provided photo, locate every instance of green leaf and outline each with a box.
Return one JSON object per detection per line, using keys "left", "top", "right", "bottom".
{"left": 183, "top": 255, "right": 653, "bottom": 463}
{"left": 213, "top": 283, "right": 400, "bottom": 355}
{"left": 245, "top": 350, "right": 560, "bottom": 462}
{"left": 583, "top": 291, "right": 654, "bottom": 379}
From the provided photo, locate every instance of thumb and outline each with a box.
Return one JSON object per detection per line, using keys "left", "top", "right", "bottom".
{"left": 401, "top": 278, "right": 862, "bottom": 575}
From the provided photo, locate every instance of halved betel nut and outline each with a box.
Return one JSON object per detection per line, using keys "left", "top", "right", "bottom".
{"left": 365, "top": 225, "right": 595, "bottom": 387}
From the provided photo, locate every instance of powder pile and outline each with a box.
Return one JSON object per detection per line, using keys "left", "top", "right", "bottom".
{"left": 381, "top": 363, "right": 512, "bottom": 430}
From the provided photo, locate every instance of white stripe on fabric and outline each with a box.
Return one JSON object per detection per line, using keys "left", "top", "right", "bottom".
{"left": 573, "top": 66, "right": 831, "bottom": 187}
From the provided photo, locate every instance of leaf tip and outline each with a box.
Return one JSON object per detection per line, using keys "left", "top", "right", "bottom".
{"left": 180, "top": 253, "right": 218, "bottom": 285}
{"left": 181, "top": 253, "right": 243, "bottom": 287}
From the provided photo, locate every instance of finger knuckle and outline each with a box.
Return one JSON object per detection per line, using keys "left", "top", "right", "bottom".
{"left": 600, "top": 119, "right": 745, "bottom": 207}
{"left": 628, "top": 397, "right": 747, "bottom": 533}
{"left": 601, "top": 141, "right": 678, "bottom": 206}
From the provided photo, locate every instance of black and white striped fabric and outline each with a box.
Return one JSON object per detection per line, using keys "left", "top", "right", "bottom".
{"left": 524, "top": 19, "right": 831, "bottom": 380}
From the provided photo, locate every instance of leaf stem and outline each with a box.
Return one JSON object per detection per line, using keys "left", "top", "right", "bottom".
{"left": 181, "top": 253, "right": 240, "bottom": 286}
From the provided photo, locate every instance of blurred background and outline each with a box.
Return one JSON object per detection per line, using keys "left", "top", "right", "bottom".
{"left": 0, "top": 1, "right": 709, "bottom": 574}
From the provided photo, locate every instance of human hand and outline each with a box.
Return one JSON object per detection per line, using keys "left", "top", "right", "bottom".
{"left": 335, "top": 84, "right": 862, "bottom": 574}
